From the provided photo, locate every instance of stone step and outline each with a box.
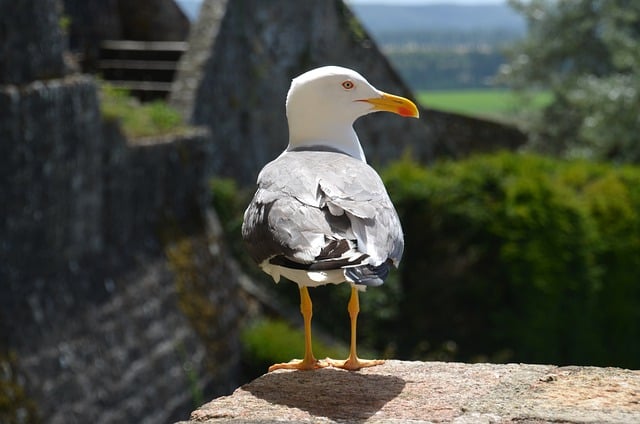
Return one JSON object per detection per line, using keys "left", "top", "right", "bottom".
{"left": 99, "top": 59, "right": 179, "bottom": 71}
{"left": 98, "top": 40, "right": 187, "bottom": 101}
{"left": 105, "top": 80, "right": 174, "bottom": 92}
{"left": 100, "top": 40, "right": 188, "bottom": 52}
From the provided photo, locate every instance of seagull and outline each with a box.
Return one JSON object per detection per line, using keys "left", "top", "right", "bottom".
{"left": 242, "top": 66, "right": 419, "bottom": 371}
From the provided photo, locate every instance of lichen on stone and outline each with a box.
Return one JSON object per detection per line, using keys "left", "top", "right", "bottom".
{"left": 0, "top": 351, "right": 40, "bottom": 424}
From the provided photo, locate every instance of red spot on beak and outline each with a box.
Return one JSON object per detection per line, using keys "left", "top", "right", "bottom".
{"left": 397, "top": 106, "right": 414, "bottom": 117}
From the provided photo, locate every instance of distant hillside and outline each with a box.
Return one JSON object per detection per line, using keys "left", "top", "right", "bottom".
{"left": 178, "top": 2, "right": 524, "bottom": 34}
{"left": 350, "top": 3, "right": 525, "bottom": 37}
{"left": 348, "top": 3, "right": 526, "bottom": 90}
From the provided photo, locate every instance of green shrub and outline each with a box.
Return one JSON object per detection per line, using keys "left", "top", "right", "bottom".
{"left": 241, "top": 318, "right": 348, "bottom": 377}
{"left": 383, "top": 152, "right": 640, "bottom": 367}
{"left": 99, "top": 83, "right": 186, "bottom": 138}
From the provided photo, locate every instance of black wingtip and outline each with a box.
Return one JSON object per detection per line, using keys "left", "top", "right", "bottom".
{"left": 344, "top": 261, "right": 392, "bottom": 287}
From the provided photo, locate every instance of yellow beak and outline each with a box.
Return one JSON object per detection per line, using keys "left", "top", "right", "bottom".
{"left": 360, "top": 91, "right": 420, "bottom": 118}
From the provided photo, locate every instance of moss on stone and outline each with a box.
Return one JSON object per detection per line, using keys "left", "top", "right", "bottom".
{"left": 0, "top": 351, "right": 40, "bottom": 424}
{"left": 166, "top": 237, "right": 221, "bottom": 345}
{"left": 162, "top": 226, "right": 244, "bottom": 381}
{"left": 336, "top": 0, "right": 369, "bottom": 44}
{"left": 98, "top": 82, "right": 190, "bottom": 138}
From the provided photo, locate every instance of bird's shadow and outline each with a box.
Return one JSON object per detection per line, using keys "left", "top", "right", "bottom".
{"left": 244, "top": 367, "right": 406, "bottom": 422}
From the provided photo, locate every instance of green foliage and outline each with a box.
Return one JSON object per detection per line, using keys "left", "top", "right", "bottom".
{"left": 209, "top": 178, "right": 265, "bottom": 282}
{"left": 165, "top": 235, "right": 240, "bottom": 390}
{"left": 502, "top": 0, "right": 640, "bottom": 162}
{"left": 210, "top": 178, "right": 245, "bottom": 242}
{"left": 99, "top": 83, "right": 186, "bottom": 138}
{"left": 383, "top": 152, "right": 640, "bottom": 367}
{"left": 58, "top": 15, "right": 71, "bottom": 33}
{"left": 561, "top": 75, "right": 640, "bottom": 161}
{"left": 241, "top": 319, "right": 348, "bottom": 377}
{"left": 379, "top": 29, "right": 522, "bottom": 49}
{"left": 336, "top": 0, "right": 368, "bottom": 43}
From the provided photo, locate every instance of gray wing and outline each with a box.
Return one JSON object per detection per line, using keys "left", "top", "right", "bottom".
{"left": 242, "top": 150, "right": 404, "bottom": 285}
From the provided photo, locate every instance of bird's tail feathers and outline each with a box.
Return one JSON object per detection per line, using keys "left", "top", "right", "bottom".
{"left": 344, "top": 260, "right": 392, "bottom": 287}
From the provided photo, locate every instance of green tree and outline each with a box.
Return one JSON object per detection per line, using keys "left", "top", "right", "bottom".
{"left": 501, "top": 0, "right": 640, "bottom": 162}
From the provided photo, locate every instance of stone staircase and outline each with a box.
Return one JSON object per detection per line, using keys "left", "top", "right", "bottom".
{"left": 98, "top": 40, "right": 187, "bottom": 101}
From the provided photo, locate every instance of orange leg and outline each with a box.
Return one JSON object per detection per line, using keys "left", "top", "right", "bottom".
{"left": 328, "top": 285, "right": 384, "bottom": 371}
{"left": 269, "top": 286, "right": 328, "bottom": 371}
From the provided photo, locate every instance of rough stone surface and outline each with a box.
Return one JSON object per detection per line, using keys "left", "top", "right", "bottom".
{"left": 18, "top": 257, "right": 216, "bottom": 424}
{"left": 170, "top": 0, "right": 228, "bottom": 120}
{"left": 0, "top": 72, "right": 249, "bottom": 421}
{"left": 171, "top": 0, "right": 526, "bottom": 185}
{"left": 101, "top": 123, "right": 213, "bottom": 252}
{"left": 62, "top": 0, "right": 189, "bottom": 70}
{"left": 0, "top": 0, "right": 68, "bottom": 84}
{"left": 62, "top": 0, "right": 122, "bottom": 68}
{"left": 117, "top": 0, "right": 189, "bottom": 41}
{"left": 0, "top": 75, "right": 104, "bottom": 279}
{"left": 0, "top": 3, "right": 250, "bottom": 421}
{"left": 0, "top": 76, "right": 250, "bottom": 420}
{"left": 180, "top": 360, "right": 640, "bottom": 424}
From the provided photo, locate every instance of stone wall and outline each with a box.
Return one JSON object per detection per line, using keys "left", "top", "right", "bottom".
{"left": 62, "top": 0, "right": 122, "bottom": 68}
{"left": 0, "top": 76, "right": 104, "bottom": 281}
{"left": 117, "top": 0, "right": 190, "bottom": 42}
{"left": 169, "top": 0, "right": 228, "bottom": 120}
{"left": 62, "top": 0, "right": 190, "bottom": 70}
{"left": 170, "top": 0, "right": 526, "bottom": 186}
{"left": 0, "top": 1, "right": 249, "bottom": 422}
{"left": 0, "top": 76, "right": 248, "bottom": 422}
{"left": 0, "top": 0, "right": 68, "bottom": 84}
{"left": 101, "top": 123, "right": 212, "bottom": 251}
{"left": 180, "top": 360, "right": 640, "bottom": 424}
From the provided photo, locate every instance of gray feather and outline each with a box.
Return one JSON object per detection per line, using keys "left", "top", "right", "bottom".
{"left": 242, "top": 149, "right": 404, "bottom": 283}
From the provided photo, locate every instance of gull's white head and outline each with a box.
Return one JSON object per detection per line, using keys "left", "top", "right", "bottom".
{"left": 285, "top": 66, "right": 419, "bottom": 161}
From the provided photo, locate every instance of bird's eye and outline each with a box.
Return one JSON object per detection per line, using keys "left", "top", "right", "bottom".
{"left": 341, "top": 80, "right": 355, "bottom": 90}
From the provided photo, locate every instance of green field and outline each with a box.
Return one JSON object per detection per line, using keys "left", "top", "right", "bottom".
{"left": 417, "top": 89, "right": 552, "bottom": 122}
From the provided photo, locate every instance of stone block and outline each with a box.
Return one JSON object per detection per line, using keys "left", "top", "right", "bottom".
{"left": 181, "top": 360, "right": 640, "bottom": 424}
{"left": 0, "top": 75, "right": 103, "bottom": 281}
{"left": 0, "top": 0, "right": 67, "bottom": 84}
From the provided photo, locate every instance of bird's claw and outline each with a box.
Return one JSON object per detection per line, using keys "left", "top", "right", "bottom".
{"left": 325, "top": 356, "right": 385, "bottom": 371}
{"left": 268, "top": 357, "right": 329, "bottom": 372}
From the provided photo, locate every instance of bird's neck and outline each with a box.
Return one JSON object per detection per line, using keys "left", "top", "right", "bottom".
{"left": 286, "top": 123, "right": 366, "bottom": 162}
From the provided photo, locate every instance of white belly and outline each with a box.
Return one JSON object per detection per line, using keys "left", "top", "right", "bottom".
{"left": 259, "top": 260, "right": 368, "bottom": 291}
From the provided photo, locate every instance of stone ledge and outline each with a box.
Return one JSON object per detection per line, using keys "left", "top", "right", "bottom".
{"left": 179, "top": 360, "right": 640, "bottom": 423}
